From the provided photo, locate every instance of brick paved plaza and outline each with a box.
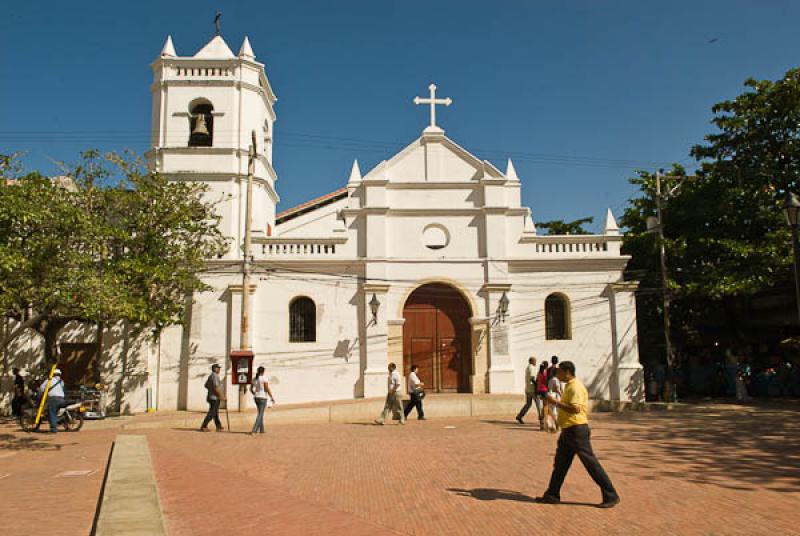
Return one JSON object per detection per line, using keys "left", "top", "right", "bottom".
{"left": 1, "top": 402, "right": 798, "bottom": 536}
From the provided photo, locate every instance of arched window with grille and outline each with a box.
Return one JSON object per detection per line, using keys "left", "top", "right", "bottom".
{"left": 289, "top": 297, "right": 316, "bottom": 342}
{"left": 545, "top": 293, "right": 571, "bottom": 340}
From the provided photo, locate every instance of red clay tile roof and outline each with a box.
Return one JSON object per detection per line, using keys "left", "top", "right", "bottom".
{"left": 276, "top": 187, "right": 348, "bottom": 223}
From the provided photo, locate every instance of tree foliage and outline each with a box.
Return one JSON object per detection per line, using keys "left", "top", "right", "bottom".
{"left": 537, "top": 216, "right": 594, "bottom": 235}
{"left": 622, "top": 68, "right": 799, "bottom": 360}
{"left": 0, "top": 151, "right": 227, "bottom": 360}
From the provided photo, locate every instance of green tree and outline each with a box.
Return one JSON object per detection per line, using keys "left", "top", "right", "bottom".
{"left": 0, "top": 151, "right": 227, "bottom": 363}
{"left": 621, "top": 67, "right": 800, "bottom": 368}
{"left": 537, "top": 216, "right": 594, "bottom": 235}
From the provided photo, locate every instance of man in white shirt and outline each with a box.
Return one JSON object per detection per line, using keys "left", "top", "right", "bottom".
{"left": 39, "top": 368, "right": 66, "bottom": 433}
{"left": 403, "top": 364, "right": 426, "bottom": 420}
{"left": 516, "top": 356, "right": 542, "bottom": 427}
{"left": 374, "top": 362, "right": 405, "bottom": 425}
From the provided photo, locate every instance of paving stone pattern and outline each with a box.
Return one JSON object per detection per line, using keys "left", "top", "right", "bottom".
{"left": 147, "top": 404, "right": 800, "bottom": 536}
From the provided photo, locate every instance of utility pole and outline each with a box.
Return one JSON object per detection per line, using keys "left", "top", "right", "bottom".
{"left": 655, "top": 171, "right": 675, "bottom": 401}
{"left": 238, "top": 130, "right": 257, "bottom": 411}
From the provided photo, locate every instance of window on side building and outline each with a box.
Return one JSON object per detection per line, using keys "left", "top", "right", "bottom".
{"left": 545, "top": 293, "right": 571, "bottom": 340}
{"left": 289, "top": 296, "right": 316, "bottom": 342}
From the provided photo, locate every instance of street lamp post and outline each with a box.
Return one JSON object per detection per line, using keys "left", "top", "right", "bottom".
{"left": 783, "top": 191, "right": 800, "bottom": 325}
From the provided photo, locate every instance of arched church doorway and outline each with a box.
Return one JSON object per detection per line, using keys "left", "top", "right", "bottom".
{"left": 402, "top": 283, "right": 472, "bottom": 393}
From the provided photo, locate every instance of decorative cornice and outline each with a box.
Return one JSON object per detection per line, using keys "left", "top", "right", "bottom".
{"left": 227, "top": 283, "right": 257, "bottom": 294}
{"left": 362, "top": 283, "right": 391, "bottom": 293}
{"left": 481, "top": 283, "right": 512, "bottom": 293}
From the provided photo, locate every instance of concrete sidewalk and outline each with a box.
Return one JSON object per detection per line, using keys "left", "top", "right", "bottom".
{"left": 94, "top": 435, "right": 166, "bottom": 536}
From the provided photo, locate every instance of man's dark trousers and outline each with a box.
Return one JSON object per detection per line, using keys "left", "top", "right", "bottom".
{"left": 544, "top": 424, "right": 618, "bottom": 503}
{"left": 404, "top": 392, "right": 425, "bottom": 419}
{"left": 201, "top": 399, "right": 222, "bottom": 430}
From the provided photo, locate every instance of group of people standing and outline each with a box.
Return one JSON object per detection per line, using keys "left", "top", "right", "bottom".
{"left": 516, "top": 355, "right": 562, "bottom": 431}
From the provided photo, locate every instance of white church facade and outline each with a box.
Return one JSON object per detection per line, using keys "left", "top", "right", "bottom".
{"left": 1, "top": 32, "right": 644, "bottom": 414}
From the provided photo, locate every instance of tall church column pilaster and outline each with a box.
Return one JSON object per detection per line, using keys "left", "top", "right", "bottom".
{"left": 482, "top": 283, "right": 515, "bottom": 393}
{"left": 469, "top": 318, "right": 489, "bottom": 394}
{"left": 361, "top": 283, "right": 390, "bottom": 398}
{"left": 605, "top": 282, "right": 644, "bottom": 403}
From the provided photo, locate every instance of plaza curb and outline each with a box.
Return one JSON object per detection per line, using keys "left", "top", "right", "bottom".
{"left": 109, "top": 393, "right": 668, "bottom": 432}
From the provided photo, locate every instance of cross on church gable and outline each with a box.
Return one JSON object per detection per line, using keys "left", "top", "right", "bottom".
{"left": 413, "top": 83, "right": 452, "bottom": 131}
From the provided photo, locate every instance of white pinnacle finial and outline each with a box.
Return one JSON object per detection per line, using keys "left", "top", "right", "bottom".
{"left": 413, "top": 82, "right": 452, "bottom": 132}
{"left": 239, "top": 36, "right": 255, "bottom": 59}
{"left": 161, "top": 35, "right": 176, "bottom": 57}
{"left": 604, "top": 208, "right": 620, "bottom": 235}
{"left": 506, "top": 158, "right": 519, "bottom": 181}
{"left": 348, "top": 159, "right": 362, "bottom": 183}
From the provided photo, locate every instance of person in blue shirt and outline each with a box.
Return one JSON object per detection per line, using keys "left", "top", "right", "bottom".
{"left": 38, "top": 369, "right": 66, "bottom": 433}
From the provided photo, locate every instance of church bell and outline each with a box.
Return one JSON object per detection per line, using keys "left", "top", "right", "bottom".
{"left": 189, "top": 112, "right": 212, "bottom": 146}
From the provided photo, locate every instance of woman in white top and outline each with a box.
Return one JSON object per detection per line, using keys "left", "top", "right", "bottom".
{"left": 403, "top": 365, "right": 426, "bottom": 420}
{"left": 250, "top": 366, "right": 275, "bottom": 435}
{"left": 545, "top": 374, "right": 562, "bottom": 432}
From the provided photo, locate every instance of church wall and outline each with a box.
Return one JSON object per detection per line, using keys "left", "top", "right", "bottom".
{"left": 276, "top": 197, "right": 349, "bottom": 238}
{"left": 385, "top": 186, "right": 479, "bottom": 210}
{"left": 385, "top": 216, "right": 481, "bottom": 259}
{"left": 252, "top": 274, "right": 363, "bottom": 405}
{"left": 0, "top": 319, "right": 153, "bottom": 415}
{"left": 507, "top": 271, "right": 621, "bottom": 401}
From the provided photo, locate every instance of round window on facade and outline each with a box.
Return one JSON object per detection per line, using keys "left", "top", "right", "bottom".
{"left": 422, "top": 224, "right": 450, "bottom": 250}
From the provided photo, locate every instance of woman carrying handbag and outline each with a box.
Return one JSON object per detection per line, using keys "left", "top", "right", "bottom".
{"left": 403, "top": 364, "right": 427, "bottom": 420}
{"left": 250, "top": 366, "right": 275, "bottom": 435}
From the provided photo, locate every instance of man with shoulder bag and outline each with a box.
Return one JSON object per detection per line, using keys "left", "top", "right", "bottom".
{"left": 200, "top": 364, "right": 225, "bottom": 432}
{"left": 403, "top": 364, "right": 426, "bottom": 420}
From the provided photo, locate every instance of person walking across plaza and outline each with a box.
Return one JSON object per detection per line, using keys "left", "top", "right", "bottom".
{"left": 536, "top": 361, "right": 620, "bottom": 508}
{"left": 404, "top": 364, "right": 426, "bottom": 420}
{"left": 200, "top": 364, "right": 225, "bottom": 432}
{"left": 250, "top": 366, "right": 275, "bottom": 435}
{"left": 375, "top": 362, "right": 405, "bottom": 425}
{"left": 11, "top": 367, "right": 26, "bottom": 417}
{"left": 516, "top": 356, "right": 542, "bottom": 425}
{"left": 38, "top": 369, "right": 65, "bottom": 434}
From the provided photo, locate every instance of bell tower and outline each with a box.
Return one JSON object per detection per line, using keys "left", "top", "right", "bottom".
{"left": 148, "top": 33, "right": 279, "bottom": 256}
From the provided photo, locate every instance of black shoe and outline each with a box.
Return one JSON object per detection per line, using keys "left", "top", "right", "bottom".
{"left": 418, "top": 416, "right": 427, "bottom": 420}
{"left": 534, "top": 495, "right": 560, "bottom": 504}
{"left": 515, "top": 416, "right": 524, "bottom": 425}
{"left": 598, "top": 497, "right": 620, "bottom": 509}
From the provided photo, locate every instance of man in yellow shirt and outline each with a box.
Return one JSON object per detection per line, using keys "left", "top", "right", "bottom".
{"left": 535, "top": 361, "right": 620, "bottom": 508}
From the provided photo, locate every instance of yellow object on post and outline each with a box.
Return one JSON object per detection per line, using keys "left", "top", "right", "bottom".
{"left": 34, "top": 364, "right": 58, "bottom": 426}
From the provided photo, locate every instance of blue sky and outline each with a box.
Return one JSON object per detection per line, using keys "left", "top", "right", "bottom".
{"left": 1, "top": 1, "right": 799, "bottom": 231}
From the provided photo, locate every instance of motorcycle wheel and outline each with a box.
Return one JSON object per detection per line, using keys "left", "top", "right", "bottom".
{"left": 62, "top": 412, "right": 84, "bottom": 432}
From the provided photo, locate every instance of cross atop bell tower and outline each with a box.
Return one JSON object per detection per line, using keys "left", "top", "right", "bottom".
{"left": 413, "top": 83, "right": 452, "bottom": 133}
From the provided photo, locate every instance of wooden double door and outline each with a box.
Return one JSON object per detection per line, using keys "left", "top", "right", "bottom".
{"left": 402, "top": 284, "right": 471, "bottom": 393}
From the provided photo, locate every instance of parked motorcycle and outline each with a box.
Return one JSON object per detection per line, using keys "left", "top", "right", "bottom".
{"left": 18, "top": 393, "right": 85, "bottom": 433}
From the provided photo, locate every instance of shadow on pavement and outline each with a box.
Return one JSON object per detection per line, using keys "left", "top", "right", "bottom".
{"left": 448, "top": 487, "right": 538, "bottom": 503}
{"left": 0, "top": 433, "right": 68, "bottom": 451}
{"left": 603, "top": 404, "right": 800, "bottom": 493}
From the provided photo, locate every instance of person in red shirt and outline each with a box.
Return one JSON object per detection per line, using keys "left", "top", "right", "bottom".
{"left": 535, "top": 363, "right": 549, "bottom": 429}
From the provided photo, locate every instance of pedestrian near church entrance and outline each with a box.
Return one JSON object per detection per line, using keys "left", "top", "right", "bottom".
{"left": 516, "top": 357, "right": 541, "bottom": 425}
{"left": 547, "top": 355, "right": 559, "bottom": 381}
{"left": 375, "top": 362, "right": 405, "bottom": 425}
{"left": 404, "top": 364, "right": 426, "bottom": 420}
{"left": 38, "top": 369, "right": 65, "bottom": 434}
{"left": 250, "top": 366, "right": 274, "bottom": 435}
{"left": 201, "top": 364, "right": 225, "bottom": 432}
{"left": 536, "top": 361, "right": 620, "bottom": 508}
